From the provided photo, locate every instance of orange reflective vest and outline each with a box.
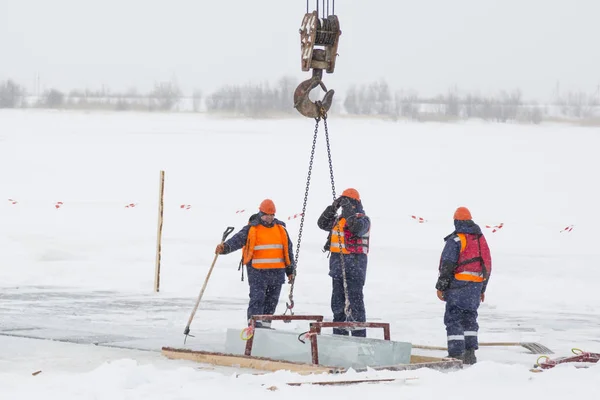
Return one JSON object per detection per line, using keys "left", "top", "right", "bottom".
{"left": 242, "top": 224, "right": 291, "bottom": 269}
{"left": 330, "top": 218, "right": 369, "bottom": 254}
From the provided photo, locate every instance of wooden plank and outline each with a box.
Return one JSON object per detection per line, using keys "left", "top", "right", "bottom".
{"left": 416, "top": 342, "right": 538, "bottom": 350}
{"left": 412, "top": 344, "right": 447, "bottom": 351}
{"left": 410, "top": 354, "right": 450, "bottom": 363}
{"left": 286, "top": 377, "right": 418, "bottom": 386}
{"left": 161, "top": 347, "right": 340, "bottom": 375}
{"left": 479, "top": 342, "right": 553, "bottom": 354}
{"left": 414, "top": 342, "right": 553, "bottom": 354}
{"left": 161, "top": 347, "right": 460, "bottom": 374}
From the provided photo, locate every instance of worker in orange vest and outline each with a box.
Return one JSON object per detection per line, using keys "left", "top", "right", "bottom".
{"left": 436, "top": 207, "right": 492, "bottom": 364}
{"left": 318, "top": 188, "right": 371, "bottom": 337}
{"left": 216, "top": 199, "right": 295, "bottom": 328}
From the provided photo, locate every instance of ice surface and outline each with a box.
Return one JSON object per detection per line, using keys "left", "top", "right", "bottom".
{"left": 1, "top": 110, "right": 600, "bottom": 398}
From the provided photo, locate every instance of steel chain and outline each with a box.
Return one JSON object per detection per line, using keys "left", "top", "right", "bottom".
{"left": 323, "top": 114, "right": 336, "bottom": 200}
{"left": 285, "top": 100, "right": 351, "bottom": 323}
{"left": 324, "top": 114, "right": 352, "bottom": 320}
{"left": 285, "top": 116, "right": 321, "bottom": 316}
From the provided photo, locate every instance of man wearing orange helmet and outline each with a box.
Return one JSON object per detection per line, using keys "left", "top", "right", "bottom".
{"left": 318, "top": 188, "right": 371, "bottom": 337}
{"left": 215, "top": 199, "right": 295, "bottom": 328}
{"left": 436, "top": 207, "right": 492, "bottom": 365}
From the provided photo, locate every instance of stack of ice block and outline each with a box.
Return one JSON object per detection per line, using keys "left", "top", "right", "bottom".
{"left": 224, "top": 327, "right": 412, "bottom": 369}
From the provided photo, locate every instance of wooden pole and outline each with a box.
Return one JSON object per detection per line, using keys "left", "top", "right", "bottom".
{"left": 154, "top": 170, "right": 165, "bottom": 292}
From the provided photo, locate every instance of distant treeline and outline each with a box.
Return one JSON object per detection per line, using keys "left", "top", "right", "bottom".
{"left": 1, "top": 77, "right": 599, "bottom": 124}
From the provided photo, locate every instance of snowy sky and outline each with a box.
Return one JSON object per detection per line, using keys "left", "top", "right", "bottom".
{"left": 1, "top": 0, "right": 599, "bottom": 99}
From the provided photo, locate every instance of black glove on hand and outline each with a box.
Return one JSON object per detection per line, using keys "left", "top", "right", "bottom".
{"left": 341, "top": 204, "right": 355, "bottom": 219}
{"left": 285, "top": 265, "right": 295, "bottom": 276}
{"left": 332, "top": 196, "right": 349, "bottom": 210}
{"left": 332, "top": 197, "right": 342, "bottom": 210}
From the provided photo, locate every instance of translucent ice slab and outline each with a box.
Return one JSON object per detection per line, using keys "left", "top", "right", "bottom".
{"left": 224, "top": 328, "right": 412, "bottom": 369}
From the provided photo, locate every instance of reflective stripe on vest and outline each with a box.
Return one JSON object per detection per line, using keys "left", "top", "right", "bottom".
{"left": 455, "top": 271, "right": 484, "bottom": 282}
{"left": 254, "top": 244, "right": 283, "bottom": 250}
{"left": 252, "top": 258, "right": 285, "bottom": 264}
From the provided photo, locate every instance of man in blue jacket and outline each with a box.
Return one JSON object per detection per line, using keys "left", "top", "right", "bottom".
{"left": 318, "top": 188, "right": 371, "bottom": 337}
{"left": 436, "top": 206, "right": 492, "bottom": 364}
{"left": 216, "top": 199, "right": 295, "bottom": 328}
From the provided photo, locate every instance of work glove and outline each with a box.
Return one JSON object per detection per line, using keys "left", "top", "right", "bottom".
{"left": 215, "top": 243, "right": 225, "bottom": 254}
{"left": 435, "top": 277, "right": 450, "bottom": 292}
{"left": 332, "top": 196, "right": 349, "bottom": 210}
{"left": 285, "top": 265, "right": 296, "bottom": 283}
{"left": 341, "top": 203, "right": 355, "bottom": 219}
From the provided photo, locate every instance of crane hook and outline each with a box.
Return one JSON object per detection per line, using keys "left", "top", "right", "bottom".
{"left": 293, "top": 68, "right": 334, "bottom": 119}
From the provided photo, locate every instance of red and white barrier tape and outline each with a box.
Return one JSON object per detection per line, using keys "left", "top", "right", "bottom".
{"left": 1, "top": 199, "right": 581, "bottom": 236}
{"left": 560, "top": 224, "right": 574, "bottom": 233}
{"left": 485, "top": 223, "right": 504, "bottom": 233}
{"left": 411, "top": 215, "right": 427, "bottom": 223}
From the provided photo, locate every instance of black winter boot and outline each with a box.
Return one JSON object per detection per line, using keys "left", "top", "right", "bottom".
{"left": 464, "top": 349, "right": 477, "bottom": 365}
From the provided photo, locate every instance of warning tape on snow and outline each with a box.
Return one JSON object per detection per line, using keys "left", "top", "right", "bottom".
{"left": 485, "top": 223, "right": 504, "bottom": 233}
{"left": 411, "top": 215, "right": 427, "bottom": 223}
{"left": 560, "top": 224, "right": 574, "bottom": 233}
{"left": 0, "top": 199, "right": 584, "bottom": 237}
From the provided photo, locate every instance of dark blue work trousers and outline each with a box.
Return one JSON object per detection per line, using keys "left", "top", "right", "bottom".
{"left": 246, "top": 265, "right": 284, "bottom": 323}
{"left": 443, "top": 281, "right": 483, "bottom": 357}
{"left": 331, "top": 276, "right": 366, "bottom": 337}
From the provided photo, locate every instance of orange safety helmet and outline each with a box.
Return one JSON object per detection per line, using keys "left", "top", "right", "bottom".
{"left": 259, "top": 199, "right": 276, "bottom": 214}
{"left": 453, "top": 207, "right": 472, "bottom": 221}
{"left": 341, "top": 188, "right": 360, "bottom": 201}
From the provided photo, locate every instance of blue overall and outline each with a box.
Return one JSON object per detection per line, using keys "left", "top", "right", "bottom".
{"left": 444, "top": 280, "right": 483, "bottom": 356}
{"left": 436, "top": 220, "right": 489, "bottom": 357}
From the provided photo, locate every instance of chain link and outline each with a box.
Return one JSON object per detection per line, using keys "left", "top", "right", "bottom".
{"left": 285, "top": 116, "right": 321, "bottom": 316}
{"left": 323, "top": 114, "right": 336, "bottom": 201}
{"left": 324, "top": 114, "right": 352, "bottom": 320}
{"left": 285, "top": 105, "right": 351, "bottom": 322}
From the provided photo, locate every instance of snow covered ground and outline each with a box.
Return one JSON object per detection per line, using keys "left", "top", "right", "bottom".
{"left": 1, "top": 109, "right": 599, "bottom": 397}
